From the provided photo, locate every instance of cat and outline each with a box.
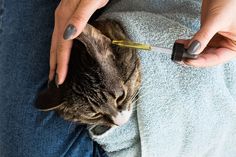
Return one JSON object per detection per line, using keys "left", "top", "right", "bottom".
{"left": 35, "top": 19, "right": 141, "bottom": 128}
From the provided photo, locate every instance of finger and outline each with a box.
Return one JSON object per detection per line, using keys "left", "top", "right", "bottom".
{"left": 184, "top": 48, "right": 236, "bottom": 67}
{"left": 200, "top": 0, "right": 209, "bottom": 24}
{"left": 63, "top": 0, "right": 107, "bottom": 40}
{"left": 56, "top": 39, "right": 73, "bottom": 85}
{"left": 49, "top": 27, "right": 59, "bottom": 81}
{"left": 187, "top": 17, "right": 221, "bottom": 56}
{"left": 219, "top": 32, "right": 236, "bottom": 41}
{"left": 175, "top": 39, "right": 191, "bottom": 48}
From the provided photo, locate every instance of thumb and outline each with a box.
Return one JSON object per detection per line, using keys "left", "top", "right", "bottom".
{"left": 63, "top": 1, "right": 104, "bottom": 40}
{"left": 187, "top": 18, "right": 221, "bottom": 55}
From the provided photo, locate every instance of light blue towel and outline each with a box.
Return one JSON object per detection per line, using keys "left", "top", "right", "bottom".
{"left": 89, "top": 0, "right": 236, "bottom": 156}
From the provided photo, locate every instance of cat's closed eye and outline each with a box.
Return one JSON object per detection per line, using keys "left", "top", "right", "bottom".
{"left": 91, "top": 113, "right": 102, "bottom": 118}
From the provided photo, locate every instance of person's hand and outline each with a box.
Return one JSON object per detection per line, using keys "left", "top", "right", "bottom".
{"left": 49, "top": 0, "right": 109, "bottom": 85}
{"left": 177, "top": 0, "right": 236, "bottom": 67}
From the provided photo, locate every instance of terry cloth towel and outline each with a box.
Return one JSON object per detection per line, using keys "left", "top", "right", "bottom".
{"left": 89, "top": 0, "right": 236, "bottom": 157}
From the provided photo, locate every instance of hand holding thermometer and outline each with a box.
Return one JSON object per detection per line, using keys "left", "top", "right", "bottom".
{"left": 112, "top": 40, "right": 198, "bottom": 62}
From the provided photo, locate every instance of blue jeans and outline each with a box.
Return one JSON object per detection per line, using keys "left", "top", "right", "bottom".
{"left": 0, "top": 0, "right": 107, "bottom": 157}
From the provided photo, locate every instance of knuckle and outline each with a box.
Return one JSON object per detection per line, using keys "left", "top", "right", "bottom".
{"left": 54, "top": 7, "right": 64, "bottom": 18}
{"left": 50, "top": 47, "right": 56, "bottom": 54}
{"left": 197, "top": 31, "right": 210, "bottom": 41}
{"left": 70, "top": 14, "right": 88, "bottom": 25}
{"left": 57, "top": 43, "right": 64, "bottom": 54}
{"left": 56, "top": 42, "right": 69, "bottom": 56}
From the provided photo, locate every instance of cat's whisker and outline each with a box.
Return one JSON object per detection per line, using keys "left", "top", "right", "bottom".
{"left": 131, "top": 90, "right": 153, "bottom": 110}
{"left": 130, "top": 84, "right": 154, "bottom": 103}
{"left": 136, "top": 83, "right": 153, "bottom": 93}
{"left": 132, "top": 88, "right": 154, "bottom": 102}
{"left": 130, "top": 81, "right": 154, "bottom": 101}
{"left": 130, "top": 89, "right": 141, "bottom": 102}
{"left": 87, "top": 125, "right": 94, "bottom": 130}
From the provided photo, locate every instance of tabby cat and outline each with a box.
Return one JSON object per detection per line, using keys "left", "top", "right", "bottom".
{"left": 36, "top": 19, "right": 141, "bottom": 127}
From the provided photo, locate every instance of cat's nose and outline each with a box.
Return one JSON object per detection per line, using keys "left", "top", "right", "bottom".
{"left": 112, "top": 110, "right": 132, "bottom": 126}
{"left": 116, "top": 90, "right": 125, "bottom": 104}
{"left": 115, "top": 86, "right": 127, "bottom": 106}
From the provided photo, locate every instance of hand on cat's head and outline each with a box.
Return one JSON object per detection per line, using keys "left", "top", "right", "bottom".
{"left": 49, "top": 0, "right": 109, "bottom": 86}
{"left": 37, "top": 20, "right": 141, "bottom": 127}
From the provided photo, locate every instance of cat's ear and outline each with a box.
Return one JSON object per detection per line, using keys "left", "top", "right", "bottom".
{"left": 76, "top": 24, "right": 111, "bottom": 57}
{"left": 78, "top": 24, "right": 111, "bottom": 43}
{"left": 35, "top": 80, "right": 64, "bottom": 111}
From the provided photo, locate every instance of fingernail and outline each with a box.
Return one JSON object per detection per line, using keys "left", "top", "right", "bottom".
{"left": 55, "top": 73, "right": 59, "bottom": 88}
{"left": 63, "top": 24, "right": 77, "bottom": 40}
{"left": 187, "top": 40, "right": 201, "bottom": 55}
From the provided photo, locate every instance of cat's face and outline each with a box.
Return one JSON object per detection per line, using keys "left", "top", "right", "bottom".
{"left": 36, "top": 20, "right": 141, "bottom": 127}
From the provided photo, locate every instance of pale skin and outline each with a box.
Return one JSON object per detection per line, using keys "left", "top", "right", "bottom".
{"left": 49, "top": 0, "right": 236, "bottom": 85}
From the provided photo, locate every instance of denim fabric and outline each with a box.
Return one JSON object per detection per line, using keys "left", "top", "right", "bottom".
{"left": 0, "top": 1, "right": 107, "bottom": 157}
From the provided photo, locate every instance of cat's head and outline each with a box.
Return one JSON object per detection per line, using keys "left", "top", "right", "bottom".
{"left": 36, "top": 20, "right": 141, "bottom": 127}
